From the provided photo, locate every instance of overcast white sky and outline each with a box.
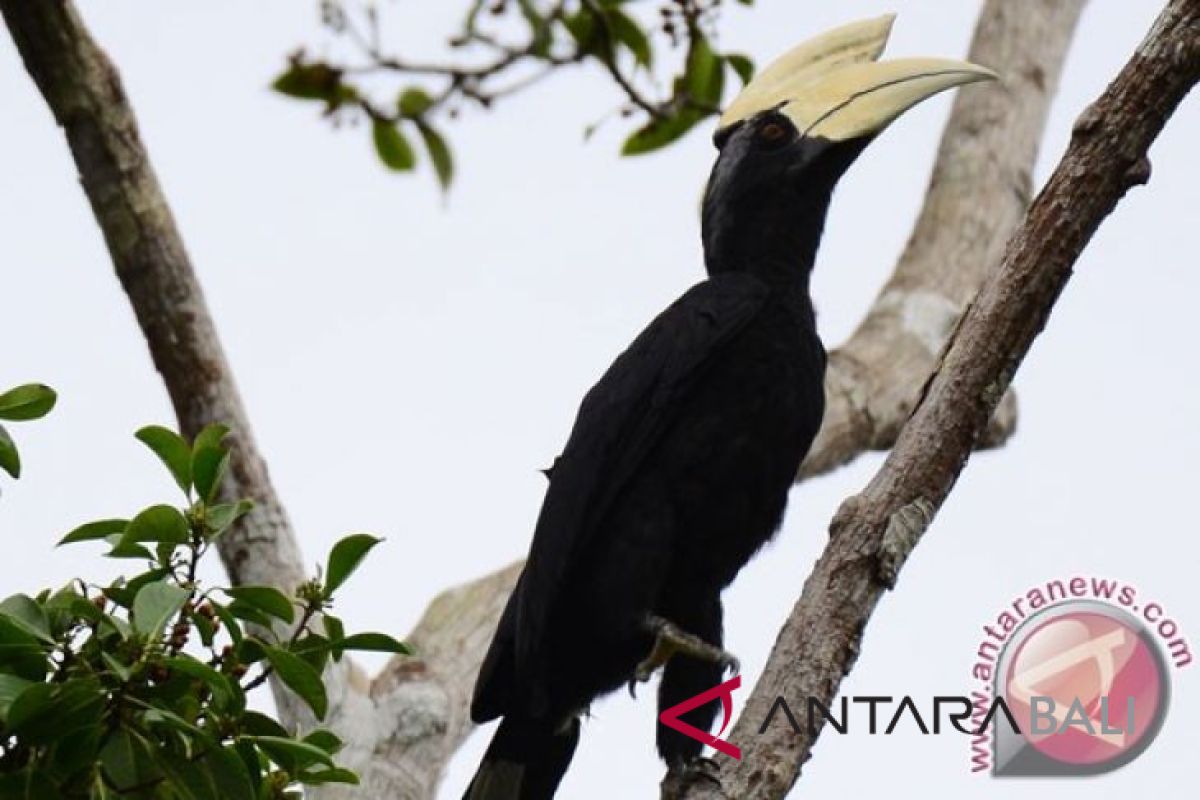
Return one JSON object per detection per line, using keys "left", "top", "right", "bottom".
{"left": 2, "top": 1, "right": 1196, "bottom": 798}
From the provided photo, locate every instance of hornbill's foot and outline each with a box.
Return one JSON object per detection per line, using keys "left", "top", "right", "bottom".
{"left": 662, "top": 756, "right": 722, "bottom": 795}
{"left": 627, "top": 614, "right": 740, "bottom": 697}
{"left": 680, "top": 756, "right": 721, "bottom": 784}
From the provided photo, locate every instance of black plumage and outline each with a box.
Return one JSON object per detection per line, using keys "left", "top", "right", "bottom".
{"left": 460, "top": 12, "right": 995, "bottom": 790}
{"left": 463, "top": 113, "right": 873, "bottom": 799}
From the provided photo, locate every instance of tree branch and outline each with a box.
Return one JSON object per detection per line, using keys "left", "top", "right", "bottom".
{"left": 669, "top": 0, "right": 1199, "bottom": 797}
{"left": 0, "top": 0, "right": 332, "bottom": 728}
{"left": 803, "top": 0, "right": 1092, "bottom": 476}
{"left": 359, "top": 1, "right": 1088, "bottom": 793}
{"left": 1, "top": 0, "right": 1098, "bottom": 796}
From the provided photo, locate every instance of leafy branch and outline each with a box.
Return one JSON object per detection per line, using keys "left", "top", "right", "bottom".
{"left": 0, "top": 408, "right": 409, "bottom": 798}
{"left": 273, "top": 0, "right": 758, "bottom": 187}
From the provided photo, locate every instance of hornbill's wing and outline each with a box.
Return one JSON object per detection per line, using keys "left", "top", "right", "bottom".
{"left": 472, "top": 272, "right": 771, "bottom": 721}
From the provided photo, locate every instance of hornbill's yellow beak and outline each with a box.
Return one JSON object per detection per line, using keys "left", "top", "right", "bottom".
{"left": 718, "top": 14, "right": 997, "bottom": 142}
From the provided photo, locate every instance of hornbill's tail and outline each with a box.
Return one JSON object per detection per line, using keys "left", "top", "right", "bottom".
{"left": 462, "top": 715, "right": 580, "bottom": 800}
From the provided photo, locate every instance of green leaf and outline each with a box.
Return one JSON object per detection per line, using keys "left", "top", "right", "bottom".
{"left": 621, "top": 109, "right": 704, "bottom": 156}
{"left": 299, "top": 767, "right": 359, "bottom": 785}
{"left": 271, "top": 62, "right": 343, "bottom": 102}
{"left": 123, "top": 504, "right": 189, "bottom": 544}
{"left": 193, "top": 422, "right": 231, "bottom": 454}
{"left": 685, "top": 34, "right": 725, "bottom": 108}
{"left": 608, "top": 9, "right": 652, "bottom": 68}
{"left": 141, "top": 704, "right": 208, "bottom": 740}
{"left": 226, "top": 600, "right": 274, "bottom": 628}
{"left": 156, "top": 745, "right": 255, "bottom": 800}
{"left": 234, "top": 739, "right": 263, "bottom": 792}
{"left": 725, "top": 53, "right": 755, "bottom": 86}
{"left": 323, "top": 534, "right": 383, "bottom": 598}
{"left": 7, "top": 679, "right": 104, "bottom": 745}
{"left": 200, "top": 746, "right": 257, "bottom": 800}
{"left": 135, "top": 425, "right": 193, "bottom": 493}
{"left": 0, "top": 768, "right": 58, "bottom": 798}
{"left": 0, "top": 423, "right": 19, "bottom": 479}
{"left": 103, "top": 567, "right": 170, "bottom": 608}
{"left": 322, "top": 614, "right": 345, "bottom": 643}
{"left": 165, "top": 655, "right": 241, "bottom": 712}
{"left": 211, "top": 602, "right": 244, "bottom": 644}
{"left": 223, "top": 586, "right": 295, "bottom": 624}
{"left": 0, "top": 594, "right": 53, "bottom": 643}
{"left": 156, "top": 539, "right": 178, "bottom": 566}
{"left": 335, "top": 632, "right": 412, "bottom": 655}
{"left": 245, "top": 736, "right": 335, "bottom": 773}
{"left": 302, "top": 729, "right": 343, "bottom": 755}
{"left": 104, "top": 535, "right": 155, "bottom": 561}
{"left": 0, "top": 384, "right": 56, "bottom": 421}
{"left": 398, "top": 87, "right": 433, "bottom": 118}
{"left": 322, "top": 615, "right": 346, "bottom": 660}
{"left": 97, "top": 612, "right": 131, "bottom": 640}
{"left": 100, "top": 729, "right": 161, "bottom": 793}
{"left": 102, "top": 651, "right": 133, "bottom": 681}
{"left": 239, "top": 710, "right": 289, "bottom": 739}
{"left": 265, "top": 647, "right": 327, "bottom": 720}
{"left": 292, "top": 632, "right": 331, "bottom": 673}
{"left": 195, "top": 611, "right": 217, "bottom": 647}
{"left": 372, "top": 119, "right": 417, "bottom": 171}
{"left": 58, "top": 518, "right": 128, "bottom": 546}
{"left": 5, "top": 682, "right": 51, "bottom": 734}
{"left": 563, "top": 10, "right": 598, "bottom": 54}
{"left": 416, "top": 121, "right": 454, "bottom": 190}
{"left": 0, "top": 616, "right": 48, "bottom": 680}
{"left": 207, "top": 500, "right": 254, "bottom": 538}
{"left": 518, "top": 0, "right": 552, "bottom": 57}
{"left": 132, "top": 580, "right": 189, "bottom": 636}
{"left": 53, "top": 724, "right": 104, "bottom": 780}
{"left": 192, "top": 447, "right": 230, "bottom": 505}
{"left": 0, "top": 674, "right": 33, "bottom": 722}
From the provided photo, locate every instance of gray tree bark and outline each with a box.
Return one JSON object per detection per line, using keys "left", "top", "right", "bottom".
{"left": 0, "top": 0, "right": 1117, "bottom": 797}
{"left": 667, "top": 0, "right": 1198, "bottom": 797}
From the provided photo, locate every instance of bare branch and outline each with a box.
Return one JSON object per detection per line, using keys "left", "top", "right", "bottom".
{"left": 671, "top": 0, "right": 1199, "bottom": 797}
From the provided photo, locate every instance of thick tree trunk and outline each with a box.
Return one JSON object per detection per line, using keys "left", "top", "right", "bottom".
{"left": 667, "top": 0, "right": 1199, "bottom": 797}
{"left": 0, "top": 0, "right": 332, "bottom": 729}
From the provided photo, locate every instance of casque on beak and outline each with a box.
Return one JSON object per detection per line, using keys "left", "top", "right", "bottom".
{"left": 717, "top": 14, "right": 997, "bottom": 142}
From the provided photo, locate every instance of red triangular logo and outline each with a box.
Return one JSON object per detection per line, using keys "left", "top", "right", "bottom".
{"left": 658, "top": 675, "right": 742, "bottom": 760}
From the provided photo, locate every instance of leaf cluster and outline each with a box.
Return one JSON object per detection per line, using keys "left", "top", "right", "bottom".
{"left": 272, "top": 0, "right": 759, "bottom": 186}
{"left": 0, "top": 418, "right": 409, "bottom": 799}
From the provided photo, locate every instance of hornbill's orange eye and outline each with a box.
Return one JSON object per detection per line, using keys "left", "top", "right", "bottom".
{"left": 758, "top": 121, "right": 789, "bottom": 145}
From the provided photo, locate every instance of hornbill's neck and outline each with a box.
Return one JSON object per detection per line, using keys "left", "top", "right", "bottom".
{"left": 700, "top": 134, "right": 871, "bottom": 295}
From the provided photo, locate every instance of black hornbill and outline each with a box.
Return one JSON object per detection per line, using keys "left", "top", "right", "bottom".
{"left": 464, "top": 15, "right": 993, "bottom": 798}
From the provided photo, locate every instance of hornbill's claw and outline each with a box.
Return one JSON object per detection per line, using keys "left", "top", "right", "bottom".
{"left": 627, "top": 614, "right": 740, "bottom": 697}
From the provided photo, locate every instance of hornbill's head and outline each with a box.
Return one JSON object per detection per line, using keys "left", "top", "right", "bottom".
{"left": 701, "top": 14, "right": 996, "bottom": 280}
